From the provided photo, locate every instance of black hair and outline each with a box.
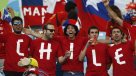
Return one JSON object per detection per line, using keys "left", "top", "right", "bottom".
{"left": 64, "top": 24, "right": 78, "bottom": 36}
{"left": 65, "top": 1, "right": 77, "bottom": 12}
{"left": 68, "top": 10, "right": 78, "bottom": 20}
{"left": 88, "top": 26, "right": 99, "bottom": 34}
{"left": 11, "top": 16, "right": 23, "bottom": 25}
{"left": 43, "top": 23, "right": 53, "bottom": 30}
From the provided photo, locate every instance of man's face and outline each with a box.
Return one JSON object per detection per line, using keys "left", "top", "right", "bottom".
{"left": 130, "top": 9, "right": 136, "bottom": 16}
{"left": 66, "top": 25, "right": 76, "bottom": 38}
{"left": 44, "top": 24, "right": 55, "bottom": 39}
{"left": 111, "top": 28, "right": 123, "bottom": 42}
{"left": 88, "top": 29, "right": 99, "bottom": 40}
{"left": 12, "top": 20, "right": 23, "bottom": 34}
{"left": 128, "top": 9, "right": 136, "bottom": 22}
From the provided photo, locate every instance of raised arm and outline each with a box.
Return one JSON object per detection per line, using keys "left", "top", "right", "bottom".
{"left": 102, "top": 0, "right": 123, "bottom": 26}
{"left": 79, "top": 38, "right": 93, "bottom": 61}
{"left": 7, "top": 7, "right": 15, "bottom": 18}
{"left": 23, "top": 26, "right": 43, "bottom": 38}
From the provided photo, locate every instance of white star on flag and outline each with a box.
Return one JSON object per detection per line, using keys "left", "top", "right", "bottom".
{"left": 86, "top": 0, "right": 102, "bottom": 11}
{"left": 4, "top": 14, "right": 10, "bottom": 19}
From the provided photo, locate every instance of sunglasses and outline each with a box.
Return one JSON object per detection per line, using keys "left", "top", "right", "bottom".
{"left": 46, "top": 29, "right": 55, "bottom": 32}
{"left": 13, "top": 21, "right": 22, "bottom": 26}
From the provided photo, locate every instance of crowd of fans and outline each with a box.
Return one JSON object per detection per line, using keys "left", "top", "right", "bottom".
{"left": 0, "top": 0, "right": 136, "bottom": 76}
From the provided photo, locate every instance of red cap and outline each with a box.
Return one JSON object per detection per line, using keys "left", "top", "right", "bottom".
{"left": 67, "top": 19, "right": 77, "bottom": 25}
{"left": 62, "top": 19, "right": 77, "bottom": 28}
{"left": 126, "top": 2, "right": 136, "bottom": 10}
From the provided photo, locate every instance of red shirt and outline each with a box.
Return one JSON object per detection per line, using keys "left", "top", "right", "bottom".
{"left": 59, "top": 36, "right": 86, "bottom": 72}
{"left": 1, "top": 33, "right": 31, "bottom": 72}
{"left": 0, "top": 20, "right": 12, "bottom": 58}
{"left": 30, "top": 38, "right": 63, "bottom": 76}
{"left": 108, "top": 41, "right": 136, "bottom": 76}
{"left": 85, "top": 43, "right": 109, "bottom": 76}
{"left": 123, "top": 21, "right": 136, "bottom": 40}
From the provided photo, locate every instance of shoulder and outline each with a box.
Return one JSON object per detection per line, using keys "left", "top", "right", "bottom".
{"left": 21, "top": 34, "right": 32, "bottom": 39}
{"left": 32, "top": 38, "right": 42, "bottom": 42}
{"left": 76, "top": 36, "right": 87, "bottom": 40}
{"left": 97, "top": 43, "right": 109, "bottom": 48}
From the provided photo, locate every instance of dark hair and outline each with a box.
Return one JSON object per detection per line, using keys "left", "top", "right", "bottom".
{"left": 64, "top": 24, "right": 78, "bottom": 36}
{"left": 68, "top": 10, "right": 78, "bottom": 20}
{"left": 43, "top": 23, "right": 53, "bottom": 30}
{"left": 11, "top": 16, "right": 23, "bottom": 25}
{"left": 111, "top": 27, "right": 124, "bottom": 38}
{"left": 65, "top": 1, "right": 77, "bottom": 12}
{"left": 110, "top": 5, "right": 122, "bottom": 23}
{"left": 88, "top": 26, "right": 99, "bottom": 34}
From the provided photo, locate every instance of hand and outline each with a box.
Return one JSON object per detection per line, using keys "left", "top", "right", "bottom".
{"left": 23, "top": 26, "right": 33, "bottom": 35}
{"left": 87, "top": 37, "right": 96, "bottom": 46}
{"left": 64, "top": 51, "right": 71, "bottom": 59}
{"left": 102, "top": 0, "right": 110, "bottom": 7}
{"left": 7, "top": 7, "right": 15, "bottom": 18}
{"left": 7, "top": 7, "right": 14, "bottom": 13}
{"left": 121, "top": 38, "right": 127, "bottom": 43}
{"left": 88, "top": 38, "right": 94, "bottom": 44}
{"left": 18, "top": 57, "right": 30, "bottom": 66}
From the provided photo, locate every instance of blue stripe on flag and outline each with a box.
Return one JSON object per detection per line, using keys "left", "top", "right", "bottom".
{"left": 109, "top": 0, "right": 114, "bottom": 6}
{"left": 22, "top": 0, "right": 43, "bottom": 6}
{"left": 84, "top": 0, "right": 110, "bottom": 21}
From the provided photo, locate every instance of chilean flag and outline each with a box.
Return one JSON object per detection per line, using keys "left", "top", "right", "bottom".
{"left": 2, "top": 9, "right": 12, "bottom": 23}
{"left": 21, "top": 0, "right": 66, "bottom": 27}
{"left": 75, "top": 0, "right": 130, "bottom": 31}
{"left": 82, "top": 0, "right": 111, "bottom": 31}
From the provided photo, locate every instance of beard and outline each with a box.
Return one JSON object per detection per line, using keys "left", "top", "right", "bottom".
{"left": 113, "top": 37, "right": 122, "bottom": 43}
{"left": 14, "top": 30, "right": 22, "bottom": 34}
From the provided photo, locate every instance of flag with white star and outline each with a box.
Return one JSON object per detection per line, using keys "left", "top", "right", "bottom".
{"left": 2, "top": 9, "right": 12, "bottom": 23}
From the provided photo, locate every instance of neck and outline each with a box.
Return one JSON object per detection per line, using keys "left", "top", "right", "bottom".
{"left": 42, "top": 35, "right": 51, "bottom": 40}
{"left": 68, "top": 36, "right": 75, "bottom": 40}
{"left": 42, "top": 36, "right": 48, "bottom": 40}
{"left": 92, "top": 41, "right": 98, "bottom": 45}
{"left": 114, "top": 40, "right": 122, "bottom": 45}
{"left": 14, "top": 32, "right": 21, "bottom": 35}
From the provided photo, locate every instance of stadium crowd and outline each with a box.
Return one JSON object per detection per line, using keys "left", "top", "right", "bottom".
{"left": 0, "top": 0, "right": 136, "bottom": 76}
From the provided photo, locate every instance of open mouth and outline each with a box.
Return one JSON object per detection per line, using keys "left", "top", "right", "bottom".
{"left": 69, "top": 32, "right": 73, "bottom": 34}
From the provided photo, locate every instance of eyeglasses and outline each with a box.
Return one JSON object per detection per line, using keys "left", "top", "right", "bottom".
{"left": 13, "top": 21, "right": 22, "bottom": 26}
{"left": 46, "top": 29, "right": 55, "bottom": 32}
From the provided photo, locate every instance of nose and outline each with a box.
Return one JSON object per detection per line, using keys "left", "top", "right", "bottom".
{"left": 69, "top": 28, "right": 73, "bottom": 31}
{"left": 115, "top": 33, "right": 119, "bottom": 36}
{"left": 93, "top": 33, "right": 97, "bottom": 36}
